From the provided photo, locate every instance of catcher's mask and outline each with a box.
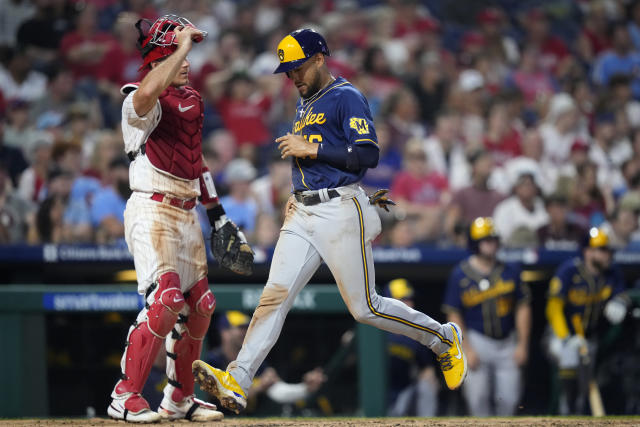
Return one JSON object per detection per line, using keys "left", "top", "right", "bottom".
{"left": 135, "top": 14, "right": 207, "bottom": 71}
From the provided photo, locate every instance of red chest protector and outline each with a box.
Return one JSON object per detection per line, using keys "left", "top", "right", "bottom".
{"left": 146, "top": 85, "right": 204, "bottom": 180}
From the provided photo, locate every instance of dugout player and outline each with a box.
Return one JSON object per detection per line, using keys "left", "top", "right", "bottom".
{"left": 107, "top": 15, "right": 253, "bottom": 423}
{"left": 546, "top": 227, "right": 628, "bottom": 415}
{"left": 385, "top": 279, "right": 439, "bottom": 417}
{"left": 192, "top": 28, "right": 467, "bottom": 414}
{"left": 443, "top": 217, "right": 532, "bottom": 416}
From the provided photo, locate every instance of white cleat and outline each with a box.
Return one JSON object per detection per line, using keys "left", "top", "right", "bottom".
{"left": 107, "top": 392, "right": 161, "bottom": 423}
{"left": 158, "top": 394, "right": 224, "bottom": 421}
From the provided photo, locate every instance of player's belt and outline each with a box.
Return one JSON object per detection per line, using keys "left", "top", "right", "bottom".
{"left": 294, "top": 189, "right": 340, "bottom": 206}
{"left": 150, "top": 192, "right": 197, "bottom": 210}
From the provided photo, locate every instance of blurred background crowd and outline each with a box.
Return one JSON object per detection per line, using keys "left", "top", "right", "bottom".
{"left": 3, "top": 0, "right": 640, "bottom": 251}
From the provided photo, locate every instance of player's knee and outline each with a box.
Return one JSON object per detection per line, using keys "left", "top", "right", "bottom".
{"left": 350, "top": 305, "right": 374, "bottom": 324}
{"left": 184, "top": 277, "right": 215, "bottom": 339}
{"left": 157, "top": 271, "right": 186, "bottom": 312}
{"left": 147, "top": 271, "right": 184, "bottom": 337}
{"left": 186, "top": 277, "right": 216, "bottom": 317}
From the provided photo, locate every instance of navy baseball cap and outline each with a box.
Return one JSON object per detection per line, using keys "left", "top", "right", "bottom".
{"left": 273, "top": 28, "right": 330, "bottom": 74}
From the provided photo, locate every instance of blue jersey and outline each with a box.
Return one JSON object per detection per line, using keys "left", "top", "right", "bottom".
{"left": 443, "top": 259, "right": 530, "bottom": 339}
{"left": 548, "top": 257, "right": 626, "bottom": 337}
{"left": 290, "top": 77, "right": 378, "bottom": 191}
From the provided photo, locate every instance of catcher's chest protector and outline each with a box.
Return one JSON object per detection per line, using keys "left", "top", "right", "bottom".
{"left": 146, "top": 85, "right": 204, "bottom": 179}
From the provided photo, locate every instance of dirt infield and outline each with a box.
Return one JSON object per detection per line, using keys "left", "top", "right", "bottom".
{"left": 1, "top": 417, "right": 639, "bottom": 426}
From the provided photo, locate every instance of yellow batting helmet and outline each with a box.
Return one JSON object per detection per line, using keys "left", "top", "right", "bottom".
{"left": 468, "top": 217, "right": 499, "bottom": 252}
{"left": 583, "top": 227, "right": 610, "bottom": 249}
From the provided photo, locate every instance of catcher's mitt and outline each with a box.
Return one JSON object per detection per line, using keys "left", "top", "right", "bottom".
{"left": 368, "top": 188, "right": 396, "bottom": 212}
{"left": 211, "top": 221, "right": 254, "bottom": 275}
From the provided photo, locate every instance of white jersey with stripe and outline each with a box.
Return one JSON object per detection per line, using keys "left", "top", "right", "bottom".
{"left": 121, "top": 90, "right": 200, "bottom": 199}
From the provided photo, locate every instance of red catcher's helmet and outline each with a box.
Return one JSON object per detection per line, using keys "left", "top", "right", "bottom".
{"left": 135, "top": 14, "right": 207, "bottom": 71}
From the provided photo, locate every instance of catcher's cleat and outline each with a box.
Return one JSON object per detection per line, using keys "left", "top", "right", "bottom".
{"left": 437, "top": 322, "right": 468, "bottom": 390}
{"left": 108, "top": 392, "right": 161, "bottom": 423}
{"left": 192, "top": 360, "right": 247, "bottom": 414}
{"left": 158, "top": 394, "right": 223, "bottom": 421}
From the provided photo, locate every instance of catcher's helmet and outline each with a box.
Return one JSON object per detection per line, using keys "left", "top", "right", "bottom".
{"left": 468, "top": 217, "right": 499, "bottom": 252}
{"left": 273, "top": 28, "right": 330, "bottom": 74}
{"left": 582, "top": 227, "right": 610, "bottom": 250}
{"left": 135, "top": 14, "right": 206, "bottom": 71}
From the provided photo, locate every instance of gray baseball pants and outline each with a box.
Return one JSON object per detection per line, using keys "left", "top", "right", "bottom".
{"left": 227, "top": 185, "right": 454, "bottom": 393}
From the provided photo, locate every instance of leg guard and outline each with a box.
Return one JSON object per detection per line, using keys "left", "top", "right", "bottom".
{"left": 113, "top": 272, "right": 184, "bottom": 396}
{"left": 147, "top": 272, "right": 185, "bottom": 337}
{"left": 164, "top": 278, "right": 216, "bottom": 403}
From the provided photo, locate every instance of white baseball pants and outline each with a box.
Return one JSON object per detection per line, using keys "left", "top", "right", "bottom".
{"left": 124, "top": 191, "right": 208, "bottom": 293}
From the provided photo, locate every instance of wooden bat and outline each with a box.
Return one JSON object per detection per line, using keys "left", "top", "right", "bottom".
{"left": 588, "top": 379, "right": 605, "bottom": 417}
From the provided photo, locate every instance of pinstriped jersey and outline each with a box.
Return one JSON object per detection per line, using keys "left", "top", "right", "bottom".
{"left": 443, "top": 259, "right": 530, "bottom": 340}
{"left": 291, "top": 77, "right": 378, "bottom": 191}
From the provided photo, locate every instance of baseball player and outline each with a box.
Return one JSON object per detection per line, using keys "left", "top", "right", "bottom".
{"left": 192, "top": 28, "right": 467, "bottom": 414}
{"left": 107, "top": 15, "right": 253, "bottom": 423}
{"left": 546, "top": 227, "right": 628, "bottom": 414}
{"left": 442, "top": 217, "right": 532, "bottom": 416}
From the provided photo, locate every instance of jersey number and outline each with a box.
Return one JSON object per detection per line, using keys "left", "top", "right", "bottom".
{"left": 303, "top": 134, "right": 323, "bottom": 144}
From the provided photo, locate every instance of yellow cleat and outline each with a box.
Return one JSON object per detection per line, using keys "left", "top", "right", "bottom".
{"left": 437, "top": 322, "right": 468, "bottom": 390}
{"left": 192, "top": 360, "right": 247, "bottom": 414}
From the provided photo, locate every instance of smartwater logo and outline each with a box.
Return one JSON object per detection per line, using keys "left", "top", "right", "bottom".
{"left": 43, "top": 293, "right": 143, "bottom": 311}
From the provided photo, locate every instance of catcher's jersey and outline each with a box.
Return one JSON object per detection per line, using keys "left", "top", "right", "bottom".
{"left": 121, "top": 90, "right": 200, "bottom": 199}
{"left": 548, "top": 257, "right": 625, "bottom": 337}
{"left": 291, "top": 77, "right": 378, "bottom": 191}
{"left": 443, "top": 260, "right": 530, "bottom": 340}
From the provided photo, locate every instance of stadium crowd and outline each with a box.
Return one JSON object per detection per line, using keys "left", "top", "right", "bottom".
{"left": 2, "top": 0, "right": 640, "bottom": 251}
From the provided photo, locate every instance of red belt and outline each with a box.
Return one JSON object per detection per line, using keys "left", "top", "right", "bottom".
{"left": 150, "top": 192, "right": 197, "bottom": 210}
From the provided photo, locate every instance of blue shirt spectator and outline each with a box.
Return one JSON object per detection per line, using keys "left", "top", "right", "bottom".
{"left": 90, "top": 186, "right": 125, "bottom": 227}
{"left": 592, "top": 24, "right": 640, "bottom": 99}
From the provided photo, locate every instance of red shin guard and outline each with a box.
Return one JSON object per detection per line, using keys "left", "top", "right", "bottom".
{"left": 167, "top": 278, "right": 215, "bottom": 401}
{"left": 115, "top": 322, "right": 164, "bottom": 395}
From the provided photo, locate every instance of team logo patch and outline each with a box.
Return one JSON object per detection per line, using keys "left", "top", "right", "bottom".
{"left": 278, "top": 49, "right": 285, "bottom": 62}
{"left": 349, "top": 117, "right": 369, "bottom": 135}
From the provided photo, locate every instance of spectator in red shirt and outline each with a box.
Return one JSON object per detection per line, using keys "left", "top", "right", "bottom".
{"left": 391, "top": 139, "right": 449, "bottom": 242}
{"left": 509, "top": 46, "right": 555, "bottom": 109}
{"left": 483, "top": 101, "right": 522, "bottom": 166}
{"left": 522, "top": 8, "right": 572, "bottom": 78}
{"left": 215, "top": 73, "right": 271, "bottom": 151}
{"left": 59, "top": 3, "right": 116, "bottom": 81}
{"left": 101, "top": 12, "right": 143, "bottom": 87}
{"left": 576, "top": 1, "right": 612, "bottom": 63}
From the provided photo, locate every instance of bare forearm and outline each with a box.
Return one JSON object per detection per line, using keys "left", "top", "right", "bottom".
{"left": 515, "top": 303, "right": 531, "bottom": 346}
{"left": 133, "top": 44, "right": 189, "bottom": 115}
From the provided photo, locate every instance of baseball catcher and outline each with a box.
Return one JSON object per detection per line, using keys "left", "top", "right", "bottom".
{"left": 107, "top": 14, "right": 252, "bottom": 423}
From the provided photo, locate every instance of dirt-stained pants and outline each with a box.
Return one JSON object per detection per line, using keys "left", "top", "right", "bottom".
{"left": 228, "top": 185, "right": 453, "bottom": 393}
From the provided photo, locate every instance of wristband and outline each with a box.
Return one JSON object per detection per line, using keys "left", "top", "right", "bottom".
{"left": 207, "top": 204, "right": 226, "bottom": 228}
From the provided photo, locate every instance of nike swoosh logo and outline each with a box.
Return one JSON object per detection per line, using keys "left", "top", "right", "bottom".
{"left": 178, "top": 103, "right": 194, "bottom": 112}
{"left": 207, "top": 300, "right": 215, "bottom": 310}
{"left": 173, "top": 296, "right": 184, "bottom": 303}
{"left": 454, "top": 340, "right": 462, "bottom": 360}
